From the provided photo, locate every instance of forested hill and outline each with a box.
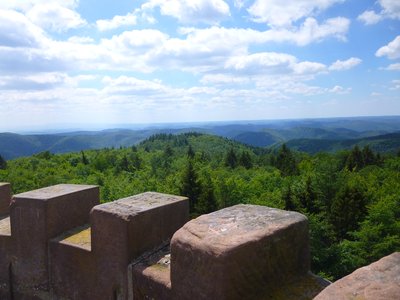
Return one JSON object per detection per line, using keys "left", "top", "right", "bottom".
{"left": 284, "top": 131, "right": 400, "bottom": 154}
{"left": 1, "top": 116, "right": 400, "bottom": 159}
{"left": 0, "top": 132, "right": 399, "bottom": 283}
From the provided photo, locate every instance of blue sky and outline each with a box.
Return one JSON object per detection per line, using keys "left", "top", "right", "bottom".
{"left": 0, "top": 0, "right": 399, "bottom": 131}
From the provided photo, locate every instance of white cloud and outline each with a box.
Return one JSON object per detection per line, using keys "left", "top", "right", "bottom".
{"left": 0, "top": 0, "right": 78, "bottom": 11}
{"left": 101, "top": 29, "right": 168, "bottom": 53}
{"left": 376, "top": 36, "right": 400, "bottom": 59}
{"left": 263, "top": 17, "right": 350, "bottom": 46}
{"left": 293, "top": 61, "right": 327, "bottom": 74}
{"left": 391, "top": 79, "right": 400, "bottom": 90}
{"left": 102, "top": 75, "right": 170, "bottom": 98}
{"left": 386, "top": 63, "right": 400, "bottom": 71}
{"left": 200, "top": 74, "right": 250, "bottom": 85}
{"left": 96, "top": 13, "right": 137, "bottom": 31}
{"left": 27, "top": 3, "right": 86, "bottom": 32}
{"left": 144, "top": 0, "right": 230, "bottom": 24}
{"left": 67, "top": 36, "right": 95, "bottom": 44}
{"left": 248, "top": 0, "right": 344, "bottom": 27}
{"left": 358, "top": 0, "right": 400, "bottom": 25}
{"left": 329, "top": 57, "right": 362, "bottom": 71}
{"left": 380, "top": 0, "right": 400, "bottom": 19}
{"left": 148, "top": 19, "right": 349, "bottom": 73}
{"left": 329, "top": 85, "right": 351, "bottom": 94}
{"left": 357, "top": 10, "right": 382, "bottom": 25}
{"left": 0, "top": 72, "right": 69, "bottom": 90}
{"left": 225, "top": 52, "right": 296, "bottom": 74}
{"left": 224, "top": 52, "right": 327, "bottom": 76}
{"left": 0, "top": 9, "right": 46, "bottom": 48}
{"left": 233, "top": 0, "right": 249, "bottom": 9}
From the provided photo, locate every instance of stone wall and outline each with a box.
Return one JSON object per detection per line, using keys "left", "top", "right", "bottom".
{"left": 0, "top": 183, "right": 397, "bottom": 300}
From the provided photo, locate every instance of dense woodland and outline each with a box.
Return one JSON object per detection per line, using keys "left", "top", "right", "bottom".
{"left": 0, "top": 132, "right": 399, "bottom": 281}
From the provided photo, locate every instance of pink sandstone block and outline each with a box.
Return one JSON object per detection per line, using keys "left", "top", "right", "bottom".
{"left": 171, "top": 204, "right": 310, "bottom": 300}
{"left": 10, "top": 184, "right": 99, "bottom": 297}
{"left": 91, "top": 192, "right": 189, "bottom": 261}
{"left": 0, "top": 216, "right": 12, "bottom": 299}
{"left": 51, "top": 192, "right": 188, "bottom": 300}
{"left": 314, "top": 252, "right": 400, "bottom": 300}
{"left": 0, "top": 183, "right": 11, "bottom": 215}
{"left": 49, "top": 225, "right": 96, "bottom": 300}
{"left": 131, "top": 246, "right": 172, "bottom": 299}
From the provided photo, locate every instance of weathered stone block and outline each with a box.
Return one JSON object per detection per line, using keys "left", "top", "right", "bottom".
{"left": 171, "top": 204, "right": 310, "bottom": 300}
{"left": 50, "top": 225, "right": 96, "bottom": 300}
{"left": 10, "top": 184, "right": 99, "bottom": 296}
{"left": 91, "top": 192, "right": 189, "bottom": 299}
{"left": 0, "top": 183, "right": 11, "bottom": 216}
{"left": 0, "top": 216, "right": 12, "bottom": 300}
{"left": 314, "top": 252, "right": 400, "bottom": 300}
{"left": 91, "top": 192, "right": 189, "bottom": 260}
{"left": 131, "top": 245, "right": 172, "bottom": 300}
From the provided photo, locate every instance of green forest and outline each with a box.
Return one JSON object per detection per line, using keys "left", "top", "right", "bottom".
{"left": 0, "top": 132, "right": 399, "bottom": 281}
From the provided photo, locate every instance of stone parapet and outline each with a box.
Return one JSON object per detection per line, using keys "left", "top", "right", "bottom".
{"left": 51, "top": 191, "right": 189, "bottom": 300}
{"left": 0, "top": 184, "right": 99, "bottom": 299}
{"left": 171, "top": 205, "right": 313, "bottom": 299}
{"left": 0, "top": 182, "right": 397, "bottom": 299}
{"left": 314, "top": 252, "right": 400, "bottom": 300}
{"left": 132, "top": 204, "right": 329, "bottom": 300}
{"left": 0, "top": 183, "right": 11, "bottom": 216}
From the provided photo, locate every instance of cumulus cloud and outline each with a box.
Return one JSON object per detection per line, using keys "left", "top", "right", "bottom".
{"left": 357, "top": 10, "right": 382, "bottom": 25}
{"left": 225, "top": 52, "right": 296, "bottom": 74}
{"left": 101, "top": 29, "right": 168, "bottom": 53}
{"left": 329, "top": 85, "right": 351, "bottom": 94}
{"left": 142, "top": 0, "right": 230, "bottom": 24}
{"left": 269, "top": 17, "right": 350, "bottom": 46}
{"left": 96, "top": 13, "right": 137, "bottom": 31}
{"left": 380, "top": 0, "right": 400, "bottom": 18}
{"left": 358, "top": 0, "right": 400, "bottom": 25}
{"left": 102, "top": 75, "right": 169, "bottom": 97}
{"left": 329, "top": 57, "right": 362, "bottom": 71}
{"left": 391, "top": 79, "right": 400, "bottom": 90}
{"left": 0, "top": 0, "right": 78, "bottom": 11}
{"left": 26, "top": 3, "right": 86, "bottom": 32}
{"left": 0, "top": 9, "right": 45, "bottom": 48}
{"left": 293, "top": 61, "right": 327, "bottom": 74}
{"left": 376, "top": 36, "right": 400, "bottom": 59}
{"left": 0, "top": 72, "right": 69, "bottom": 90}
{"left": 248, "top": 0, "right": 345, "bottom": 27}
{"left": 386, "top": 63, "right": 400, "bottom": 71}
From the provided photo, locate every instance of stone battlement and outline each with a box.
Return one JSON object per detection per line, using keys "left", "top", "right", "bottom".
{"left": 0, "top": 183, "right": 398, "bottom": 299}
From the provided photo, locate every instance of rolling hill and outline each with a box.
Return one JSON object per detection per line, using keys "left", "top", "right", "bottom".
{"left": 1, "top": 116, "right": 400, "bottom": 159}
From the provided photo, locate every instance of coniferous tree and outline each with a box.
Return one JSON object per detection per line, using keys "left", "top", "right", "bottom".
{"left": 119, "top": 155, "right": 130, "bottom": 172}
{"left": 0, "top": 154, "right": 6, "bottom": 170}
{"left": 163, "top": 145, "right": 174, "bottom": 169}
{"left": 345, "top": 145, "right": 363, "bottom": 171}
{"left": 239, "top": 151, "right": 253, "bottom": 169}
{"left": 362, "top": 146, "right": 376, "bottom": 166}
{"left": 195, "top": 177, "right": 217, "bottom": 215}
{"left": 225, "top": 148, "right": 237, "bottom": 168}
{"left": 283, "top": 184, "right": 296, "bottom": 211}
{"left": 299, "top": 176, "right": 318, "bottom": 213}
{"left": 81, "top": 151, "right": 89, "bottom": 165}
{"left": 276, "top": 144, "right": 297, "bottom": 176}
{"left": 330, "top": 183, "right": 368, "bottom": 240}
{"left": 187, "top": 145, "right": 195, "bottom": 159}
{"left": 180, "top": 160, "right": 202, "bottom": 213}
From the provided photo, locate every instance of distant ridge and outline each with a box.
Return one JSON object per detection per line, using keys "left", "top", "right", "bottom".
{"left": 1, "top": 116, "right": 400, "bottom": 159}
{"left": 285, "top": 131, "right": 400, "bottom": 154}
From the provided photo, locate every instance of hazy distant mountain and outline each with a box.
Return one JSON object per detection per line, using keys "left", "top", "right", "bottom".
{"left": 1, "top": 116, "right": 400, "bottom": 159}
{"left": 285, "top": 132, "right": 400, "bottom": 154}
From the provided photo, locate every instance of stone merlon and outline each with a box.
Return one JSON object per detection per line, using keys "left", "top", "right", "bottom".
{"left": 0, "top": 183, "right": 398, "bottom": 299}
